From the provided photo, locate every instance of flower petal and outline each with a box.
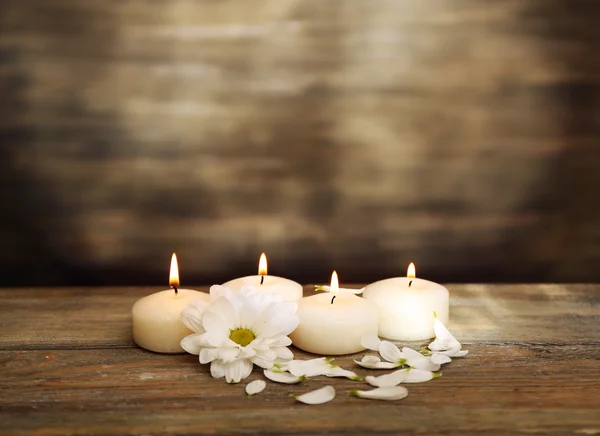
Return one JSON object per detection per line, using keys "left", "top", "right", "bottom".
{"left": 401, "top": 347, "right": 440, "bottom": 371}
{"left": 218, "top": 347, "right": 240, "bottom": 363}
{"left": 288, "top": 358, "right": 333, "bottom": 377}
{"left": 379, "top": 341, "right": 404, "bottom": 364}
{"left": 264, "top": 370, "right": 306, "bottom": 384}
{"left": 292, "top": 386, "right": 336, "bottom": 405}
{"left": 360, "top": 332, "right": 381, "bottom": 352}
{"left": 181, "top": 301, "right": 208, "bottom": 333}
{"left": 365, "top": 370, "right": 408, "bottom": 388}
{"left": 210, "top": 360, "right": 226, "bottom": 379}
{"left": 223, "top": 359, "right": 253, "bottom": 383}
{"left": 403, "top": 368, "right": 439, "bottom": 383}
{"left": 253, "top": 302, "right": 299, "bottom": 338}
{"left": 431, "top": 353, "right": 452, "bottom": 365}
{"left": 354, "top": 355, "right": 401, "bottom": 370}
{"left": 251, "top": 356, "right": 277, "bottom": 369}
{"left": 245, "top": 380, "right": 266, "bottom": 396}
{"left": 349, "top": 387, "right": 408, "bottom": 401}
{"left": 326, "top": 366, "right": 362, "bottom": 381}
{"left": 180, "top": 333, "right": 204, "bottom": 355}
{"left": 202, "top": 311, "right": 230, "bottom": 337}
{"left": 200, "top": 347, "right": 219, "bottom": 364}
{"left": 273, "top": 346, "right": 294, "bottom": 360}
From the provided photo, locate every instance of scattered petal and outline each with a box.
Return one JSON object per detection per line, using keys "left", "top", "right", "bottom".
{"left": 402, "top": 368, "right": 440, "bottom": 383}
{"left": 326, "top": 366, "right": 363, "bottom": 381}
{"left": 288, "top": 358, "right": 334, "bottom": 377}
{"left": 401, "top": 347, "right": 440, "bottom": 371}
{"left": 349, "top": 386, "right": 408, "bottom": 401}
{"left": 379, "top": 341, "right": 404, "bottom": 364}
{"left": 431, "top": 353, "right": 452, "bottom": 365}
{"left": 360, "top": 332, "right": 381, "bottom": 351}
{"left": 365, "top": 370, "right": 408, "bottom": 388}
{"left": 264, "top": 370, "right": 306, "bottom": 384}
{"left": 354, "top": 355, "right": 400, "bottom": 370}
{"left": 292, "top": 386, "right": 336, "bottom": 405}
{"left": 245, "top": 380, "right": 266, "bottom": 397}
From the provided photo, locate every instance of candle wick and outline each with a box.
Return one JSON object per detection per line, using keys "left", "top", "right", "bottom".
{"left": 260, "top": 275, "right": 265, "bottom": 285}
{"left": 408, "top": 281, "right": 412, "bottom": 288}
{"left": 331, "top": 295, "right": 336, "bottom": 304}
{"left": 172, "top": 286, "right": 178, "bottom": 295}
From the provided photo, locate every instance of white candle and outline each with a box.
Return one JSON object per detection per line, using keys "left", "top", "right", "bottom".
{"left": 363, "top": 263, "right": 449, "bottom": 341}
{"left": 132, "top": 253, "right": 209, "bottom": 353}
{"left": 289, "top": 271, "right": 379, "bottom": 355}
{"left": 222, "top": 253, "right": 303, "bottom": 302}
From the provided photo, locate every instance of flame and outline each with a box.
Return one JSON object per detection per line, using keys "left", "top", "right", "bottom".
{"left": 258, "top": 253, "right": 268, "bottom": 276}
{"left": 407, "top": 262, "right": 416, "bottom": 279}
{"left": 330, "top": 270, "right": 339, "bottom": 292}
{"left": 169, "top": 253, "right": 180, "bottom": 287}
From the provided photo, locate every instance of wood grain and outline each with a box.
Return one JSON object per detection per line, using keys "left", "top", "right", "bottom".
{"left": 0, "top": 285, "right": 599, "bottom": 435}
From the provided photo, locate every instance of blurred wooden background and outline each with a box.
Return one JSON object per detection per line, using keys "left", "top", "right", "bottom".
{"left": 0, "top": 0, "right": 599, "bottom": 286}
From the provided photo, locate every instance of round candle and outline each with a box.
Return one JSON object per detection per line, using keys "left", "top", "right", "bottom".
{"left": 362, "top": 263, "right": 449, "bottom": 341}
{"left": 132, "top": 254, "right": 210, "bottom": 353}
{"left": 222, "top": 253, "right": 303, "bottom": 302}
{"left": 289, "top": 271, "right": 379, "bottom": 355}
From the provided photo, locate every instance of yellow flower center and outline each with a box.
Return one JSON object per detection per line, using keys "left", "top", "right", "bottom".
{"left": 229, "top": 328, "right": 256, "bottom": 347}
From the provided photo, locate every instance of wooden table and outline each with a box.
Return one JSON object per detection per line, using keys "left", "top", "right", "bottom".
{"left": 1, "top": 285, "right": 599, "bottom": 435}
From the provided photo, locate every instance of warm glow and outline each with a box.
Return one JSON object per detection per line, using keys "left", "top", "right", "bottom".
{"left": 169, "top": 253, "right": 180, "bottom": 287}
{"left": 258, "top": 253, "right": 268, "bottom": 276}
{"left": 407, "top": 262, "right": 416, "bottom": 279}
{"left": 330, "top": 270, "right": 339, "bottom": 292}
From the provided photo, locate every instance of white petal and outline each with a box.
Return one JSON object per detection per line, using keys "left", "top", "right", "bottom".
{"left": 198, "top": 331, "right": 227, "bottom": 348}
{"left": 253, "top": 302, "right": 299, "bottom": 338}
{"left": 202, "top": 311, "right": 230, "bottom": 337}
{"left": 224, "top": 359, "right": 253, "bottom": 384}
{"left": 379, "top": 341, "right": 404, "bottom": 364}
{"left": 273, "top": 346, "right": 294, "bottom": 360}
{"left": 180, "top": 333, "right": 204, "bottom": 355}
{"left": 207, "top": 297, "right": 239, "bottom": 330}
{"left": 237, "top": 346, "right": 257, "bottom": 359}
{"left": 264, "top": 370, "right": 305, "bottom": 384}
{"left": 218, "top": 347, "right": 240, "bottom": 363}
{"left": 403, "top": 368, "right": 439, "bottom": 383}
{"left": 453, "top": 349, "right": 469, "bottom": 357}
{"left": 292, "top": 386, "right": 336, "bottom": 405}
{"left": 354, "top": 355, "right": 401, "bottom": 370}
{"left": 200, "top": 347, "right": 219, "bottom": 364}
{"left": 245, "top": 380, "right": 266, "bottom": 396}
{"left": 266, "top": 336, "right": 293, "bottom": 347}
{"left": 365, "top": 370, "right": 408, "bottom": 388}
{"left": 433, "top": 316, "right": 454, "bottom": 344}
{"left": 431, "top": 353, "right": 452, "bottom": 365}
{"left": 251, "top": 356, "right": 277, "bottom": 369}
{"left": 360, "top": 332, "right": 381, "bottom": 351}
{"left": 326, "top": 366, "right": 362, "bottom": 381}
{"left": 288, "top": 358, "right": 333, "bottom": 377}
{"left": 210, "top": 360, "right": 226, "bottom": 379}
{"left": 181, "top": 302, "right": 207, "bottom": 333}
{"left": 401, "top": 347, "right": 440, "bottom": 371}
{"left": 349, "top": 387, "right": 408, "bottom": 401}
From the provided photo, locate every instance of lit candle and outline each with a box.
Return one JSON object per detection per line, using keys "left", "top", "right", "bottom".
{"left": 222, "top": 253, "right": 303, "bottom": 302}
{"left": 132, "top": 253, "right": 210, "bottom": 353}
{"left": 363, "top": 263, "right": 449, "bottom": 341}
{"left": 289, "top": 271, "right": 378, "bottom": 355}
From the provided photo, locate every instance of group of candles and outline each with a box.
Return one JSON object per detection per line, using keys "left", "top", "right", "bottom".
{"left": 132, "top": 253, "right": 449, "bottom": 355}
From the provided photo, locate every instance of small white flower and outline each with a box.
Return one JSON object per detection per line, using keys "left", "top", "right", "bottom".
{"left": 360, "top": 332, "right": 381, "bottom": 351}
{"left": 349, "top": 387, "right": 408, "bottom": 401}
{"left": 180, "top": 285, "right": 299, "bottom": 383}
{"left": 354, "top": 355, "right": 400, "bottom": 370}
{"left": 292, "top": 386, "right": 336, "bottom": 405}
{"left": 245, "top": 380, "right": 266, "bottom": 397}
{"left": 264, "top": 370, "right": 306, "bottom": 384}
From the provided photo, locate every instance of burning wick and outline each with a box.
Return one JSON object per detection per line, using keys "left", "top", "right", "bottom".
{"left": 260, "top": 275, "right": 265, "bottom": 285}
{"left": 331, "top": 295, "right": 336, "bottom": 304}
{"left": 172, "top": 285, "right": 178, "bottom": 295}
{"left": 408, "top": 280, "right": 413, "bottom": 288}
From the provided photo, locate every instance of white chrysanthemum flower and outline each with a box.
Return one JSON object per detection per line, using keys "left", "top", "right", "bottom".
{"left": 180, "top": 285, "right": 299, "bottom": 383}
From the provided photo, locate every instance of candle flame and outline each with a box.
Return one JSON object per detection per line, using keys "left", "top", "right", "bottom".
{"left": 407, "top": 262, "right": 416, "bottom": 279}
{"left": 258, "top": 253, "right": 268, "bottom": 276}
{"left": 330, "top": 270, "right": 339, "bottom": 292}
{"left": 169, "top": 253, "right": 180, "bottom": 288}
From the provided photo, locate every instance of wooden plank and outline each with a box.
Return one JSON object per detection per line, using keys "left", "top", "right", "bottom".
{"left": 0, "top": 285, "right": 599, "bottom": 350}
{"left": 1, "top": 344, "right": 599, "bottom": 435}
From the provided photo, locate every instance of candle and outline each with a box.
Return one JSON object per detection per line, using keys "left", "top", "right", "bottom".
{"left": 132, "top": 253, "right": 209, "bottom": 353}
{"left": 289, "top": 271, "right": 378, "bottom": 355}
{"left": 222, "top": 253, "right": 303, "bottom": 302}
{"left": 362, "top": 263, "right": 449, "bottom": 341}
